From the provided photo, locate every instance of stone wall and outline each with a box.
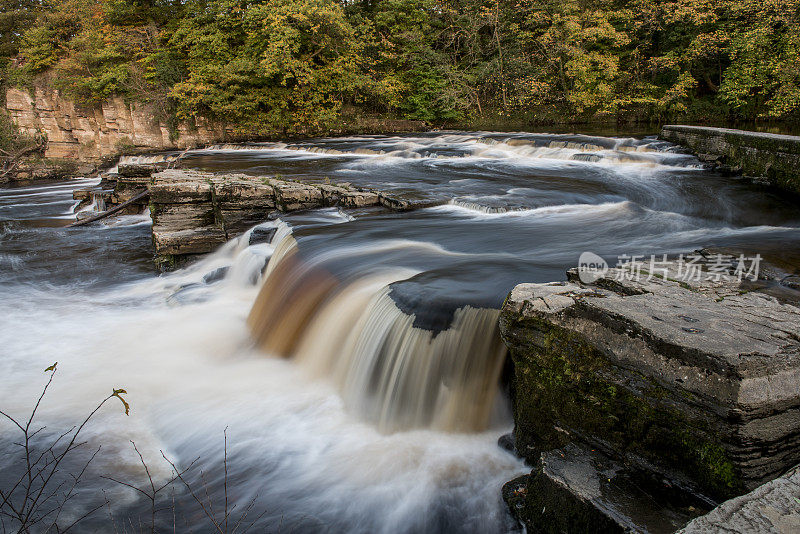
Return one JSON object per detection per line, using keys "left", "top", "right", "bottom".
{"left": 5, "top": 87, "right": 225, "bottom": 161}
{"left": 660, "top": 125, "right": 800, "bottom": 195}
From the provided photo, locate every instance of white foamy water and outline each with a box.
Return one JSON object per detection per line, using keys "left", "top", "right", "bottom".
{"left": 0, "top": 198, "right": 523, "bottom": 532}
{"left": 3, "top": 130, "right": 800, "bottom": 532}
{"left": 191, "top": 132, "right": 697, "bottom": 172}
{"left": 0, "top": 225, "right": 523, "bottom": 533}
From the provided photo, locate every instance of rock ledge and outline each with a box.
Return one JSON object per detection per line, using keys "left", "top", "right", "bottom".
{"left": 501, "top": 258, "right": 800, "bottom": 501}
{"left": 138, "top": 168, "right": 413, "bottom": 266}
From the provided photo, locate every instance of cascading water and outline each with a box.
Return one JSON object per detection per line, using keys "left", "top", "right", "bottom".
{"left": 195, "top": 134, "right": 673, "bottom": 164}
{"left": 108, "top": 152, "right": 183, "bottom": 173}
{"left": 297, "top": 290, "right": 506, "bottom": 433}
{"left": 248, "top": 240, "right": 508, "bottom": 433}
{"left": 2, "top": 131, "right": 800, "bottom": 533}
{"left": 88, "top": 190, "right": 106, "bottom": 211}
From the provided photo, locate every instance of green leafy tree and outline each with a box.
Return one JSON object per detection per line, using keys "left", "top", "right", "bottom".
{"left": 719, "top": 0, "right": 800, "bottom": 118}
{"left": 170, "top": 0, "right": 364, "bottom": 132}
{"left": 3, "top": 0, "right": 800, "bottom": 129}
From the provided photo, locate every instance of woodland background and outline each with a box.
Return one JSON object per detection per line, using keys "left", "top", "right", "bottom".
{"left": 0, "top": 0, "right": 798, "bottom": 135}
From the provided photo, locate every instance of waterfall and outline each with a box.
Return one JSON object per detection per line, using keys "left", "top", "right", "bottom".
{"left": 90, "top": 191, "right": 106, "bottom": 212}
{"left": 294, "top": 286, "right": 506, "bottom": 433}
{"left": 75, "top": 190, "right": 106, "bottom": 213}
{"left": 190, "top": 133, "right": 698, "bottom": 170}
{"left": 108, "top": 153, "right": 182, "bottom": 173}
{"left": 247, "top": 235, "right": 507, "bottom": 433}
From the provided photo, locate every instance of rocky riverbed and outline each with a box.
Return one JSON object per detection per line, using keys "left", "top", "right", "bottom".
{"left": 149, "top": 169, "right": 408, "bottom": 262}
{"left": 75, "top": 162, "right": 422, "bottom": 267}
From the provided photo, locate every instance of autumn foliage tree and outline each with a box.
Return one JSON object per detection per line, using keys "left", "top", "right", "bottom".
{"left": 2, "top": 0, "right": 799, "bottom": 131}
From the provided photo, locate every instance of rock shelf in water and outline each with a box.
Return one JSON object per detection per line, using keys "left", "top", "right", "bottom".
{"left": 102, "top": 165, "right": 417, "bottom": 266}
{"left": 502, "top": 441, "right": 712, "bottom": 533}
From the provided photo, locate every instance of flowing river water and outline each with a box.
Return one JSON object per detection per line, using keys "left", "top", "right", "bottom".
{"left": 1, "top": 132, "right": 800, "bottom": 532}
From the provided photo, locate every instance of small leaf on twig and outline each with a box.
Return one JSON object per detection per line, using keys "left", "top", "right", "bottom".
{"left": 112, "top": 389, "right": 130, "bottom": 415}
{"left": 44, "top": 362, "right": 58, "bottom": 372}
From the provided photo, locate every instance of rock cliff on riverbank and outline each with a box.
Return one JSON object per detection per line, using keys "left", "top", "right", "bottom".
{"left": 5, "top": 86, "right": 427, "bottom": 162}
{"left": 499, "top": 254, "right": 800, "bottom": 530}
{"left": 6, "top": 87, "right": 222, "bottom": 160}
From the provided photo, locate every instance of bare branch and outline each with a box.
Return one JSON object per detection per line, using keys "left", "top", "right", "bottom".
{"left": 160, "top": 452, "right": 224, "bottom": 534}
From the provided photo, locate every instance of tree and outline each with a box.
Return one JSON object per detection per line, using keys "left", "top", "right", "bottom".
{"left": 719, "top": 0, "right": 800, "bottom": 118}
{"left": 3, "top": 0, "right": 800, "bottom": 128}
{"left": 170, "top": 0, "right": 364, "bottom": 132}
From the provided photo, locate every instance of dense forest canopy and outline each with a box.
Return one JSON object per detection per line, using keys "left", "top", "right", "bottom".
{"left": 0, "top": 0, "right": 798, "bottom": 133}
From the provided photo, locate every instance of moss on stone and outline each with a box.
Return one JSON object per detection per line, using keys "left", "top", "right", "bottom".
{"left": 504, "top": 309, "right": 744, "bottom": 500}
{"left": 661, "top": 126, "right": 800, "bottom": 195}
{"left": 153, "top": 254, "right": 177, "bottom": 272}
{"left": 207, "top": 181, "right": 228, "bottom": 238}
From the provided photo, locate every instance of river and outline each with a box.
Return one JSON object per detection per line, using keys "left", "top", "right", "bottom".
{"left": 1, "top": 131, "right": 799, "bottom": 532}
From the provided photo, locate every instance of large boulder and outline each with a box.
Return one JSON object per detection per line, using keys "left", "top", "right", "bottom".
{"left": 117, "top": 163, "right": 158, "bottom": 178}
{"left": 500, "top": 257, "right": 800, "bottom": 501}
{"left": 273, "top": 182, "right": 324, "bottom": 211}
{"left": 678, "top": 464, "right": 800, "bottom": 533}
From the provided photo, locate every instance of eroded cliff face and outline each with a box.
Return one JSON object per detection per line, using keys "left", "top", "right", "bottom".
{"left": 5, "top": 86, "right": 224, "bottom": 161}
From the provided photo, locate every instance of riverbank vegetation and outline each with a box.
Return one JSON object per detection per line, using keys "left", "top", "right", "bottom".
{"left": 0, "top": 0, "right": 798, "bottom": 133}
{"left": 0, "top": 363, "right": 266, "bottom": 533}
{"left": 0, "top": 109, "right": 45, "bottom": 179}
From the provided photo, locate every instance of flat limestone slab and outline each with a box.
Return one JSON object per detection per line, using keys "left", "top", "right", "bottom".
{"left": 504, "top": 442, "right": 709, "bottom": 533}
{"left": 678, "top": 465, "right": 800, "bottom": 533}
{"left": 144, "top": 169, "right": 394, "bottom": 261}
{"left": 500, "top": 260, "right": 800, "bottom": 499}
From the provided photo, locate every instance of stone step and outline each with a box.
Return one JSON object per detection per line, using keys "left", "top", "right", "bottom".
{"left": 503, "top": 442, "right": 711, "bottom": 533}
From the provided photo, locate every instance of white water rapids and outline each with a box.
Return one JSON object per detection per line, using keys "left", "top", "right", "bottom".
{"left": 0, "top": 214, "right": 523, "bottom": 532}
{"left": 2, "top": 131, "right": 800, "bottom": 532}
